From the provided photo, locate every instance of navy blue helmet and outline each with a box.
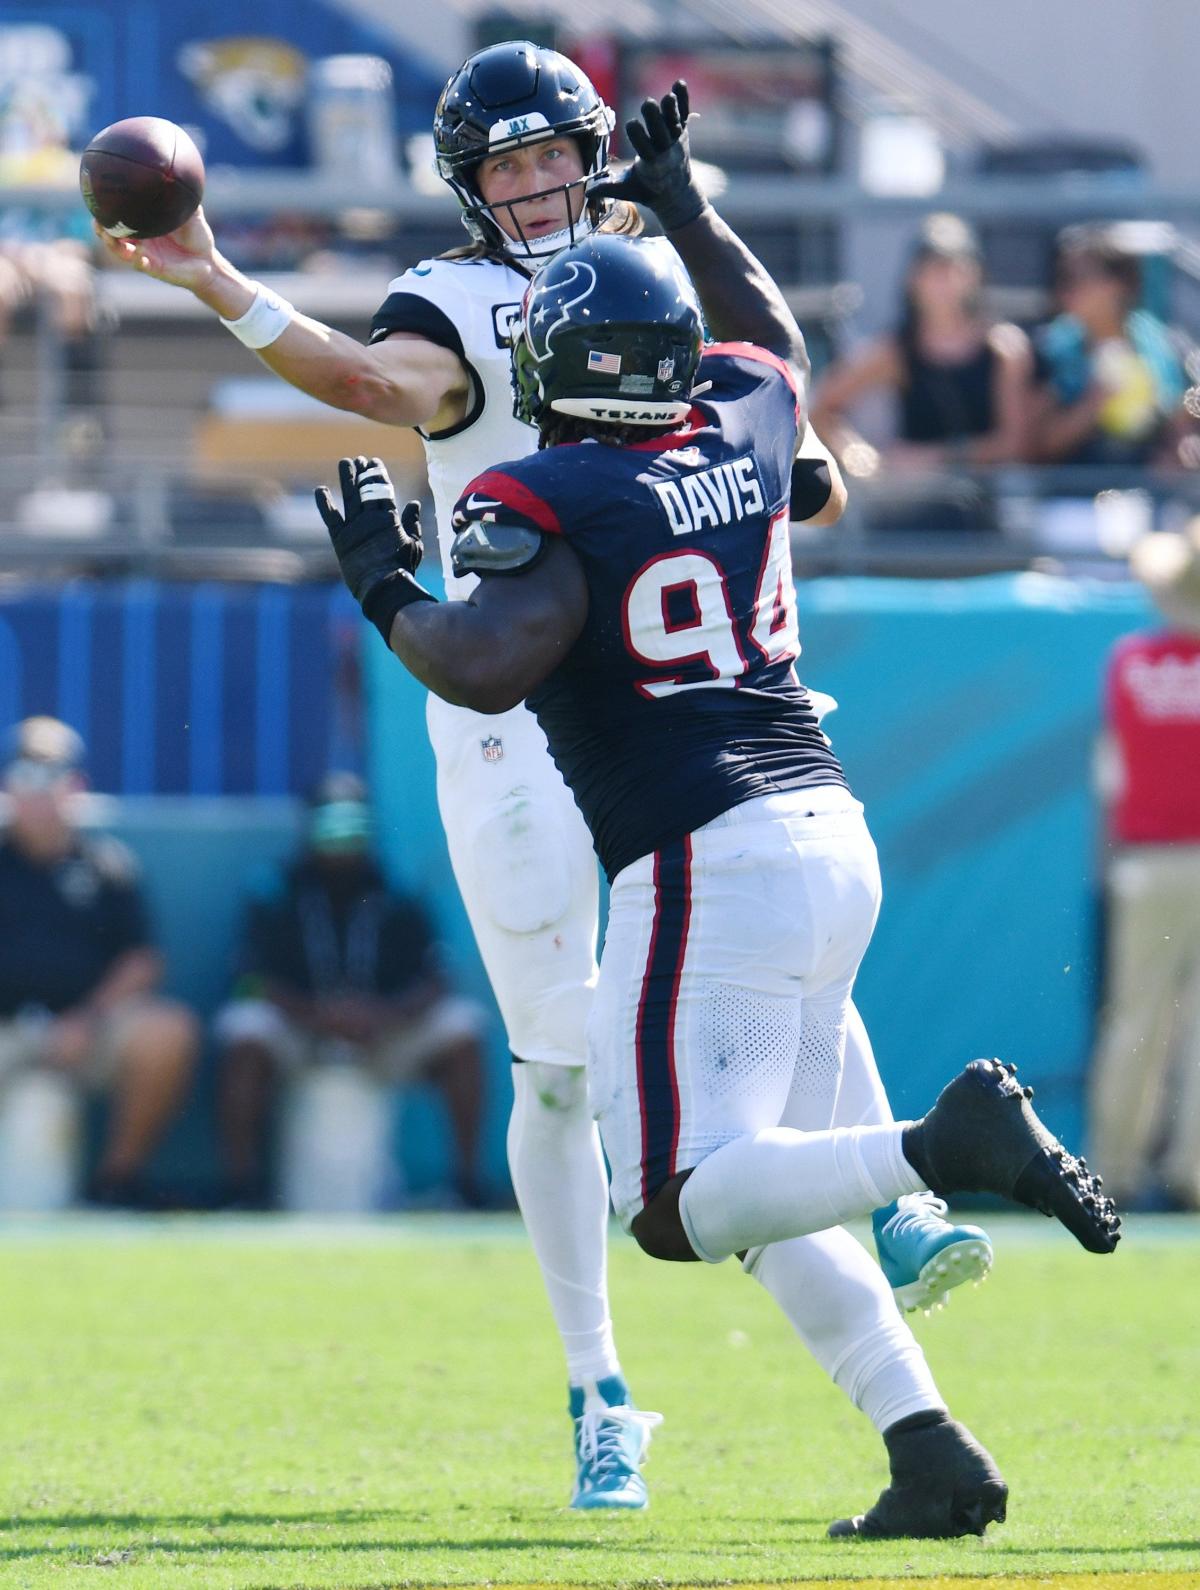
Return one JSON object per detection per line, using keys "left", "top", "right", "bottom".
{"left": 512, "top": 234, "right": 704, "bottom": 430}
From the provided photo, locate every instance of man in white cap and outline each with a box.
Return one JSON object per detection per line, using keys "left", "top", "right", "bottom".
{"left": 0, "top": 716, "right": 198, "bottom": 1204}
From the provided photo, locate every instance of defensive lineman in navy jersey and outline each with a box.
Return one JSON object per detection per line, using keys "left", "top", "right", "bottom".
{"left": 461, "top": 338, "right": 847, "bottom": 882}
{"left": 317, "top": 88, "right": 1118, "bottom": 1539}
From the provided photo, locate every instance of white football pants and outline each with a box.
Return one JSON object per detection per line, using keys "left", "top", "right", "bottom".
{"left": 427, "top": 695, "right": 618, "bottom": 1384}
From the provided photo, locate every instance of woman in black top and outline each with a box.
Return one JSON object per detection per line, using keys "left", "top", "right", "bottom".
{"left": 811, "top": 213, "right": 1033, "bottom": 476}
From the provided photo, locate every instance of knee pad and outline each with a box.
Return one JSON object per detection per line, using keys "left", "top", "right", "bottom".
{"left": 472, "top": 791, "right": 573, "bottom": 934}
{"left": 514, "top": 1059, "right": 587, "bottom": 1115}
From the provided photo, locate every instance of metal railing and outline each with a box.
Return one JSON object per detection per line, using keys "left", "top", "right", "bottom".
{"left": 4, "top": 176, "right": 1200, "bottom": 580}
{"left": 1, "top": 447, "right": 1194, "bottom": 583}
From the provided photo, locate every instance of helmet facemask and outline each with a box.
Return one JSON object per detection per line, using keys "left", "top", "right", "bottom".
{"left": 449, "top": 121, "right": 614, "bottom": 261}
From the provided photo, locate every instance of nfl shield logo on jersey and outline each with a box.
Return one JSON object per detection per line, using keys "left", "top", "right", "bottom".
{"left": 480, "top": 735, "right": 505, "bottom": 763}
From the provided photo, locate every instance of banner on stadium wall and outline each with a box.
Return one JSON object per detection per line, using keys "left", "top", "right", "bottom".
{"left": 368, "top": 572, "right": 1155, "bottom": 1154}
{"left": 0, "top": 2, "right": 443, "bottom": 173}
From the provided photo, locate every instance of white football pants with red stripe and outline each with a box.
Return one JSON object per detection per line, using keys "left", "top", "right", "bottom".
{"left": 589, "top": 786, "right": 880, "bottom": 1231}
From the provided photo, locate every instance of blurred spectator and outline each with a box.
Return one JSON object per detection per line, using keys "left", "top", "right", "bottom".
{"left": 2, "top": 239, "right": 96, "bottom": 339}
{"left": 215, "top": 772, "right": 486, "bottom": 1209}
{"left": 1033, "top": 226, "right": 1193, "bottom": 470}
{"left": 0, "top": 236, "right": 103, "bottom": 474}
{"left": 0, "top": 74, "right": 102, "bottom": 432}
{"left": 0, "top": 247, "right": 24, "bottom": 352}
{"left": 810, "top": 213, "right": 1033, "bottom": 479}
{"left": 0, "top": 716, "right": 198, "bottom": 1207}
{"left": 1089, "top": 523, "right": 1200, "bottom": 1210}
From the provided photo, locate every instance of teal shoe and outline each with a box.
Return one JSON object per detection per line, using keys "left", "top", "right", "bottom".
{"left": 569, "top": 1375, "right": 662, "bottom": 1510}
{"left": 873, "top": 1193, "right": 993, "bottom": 1314}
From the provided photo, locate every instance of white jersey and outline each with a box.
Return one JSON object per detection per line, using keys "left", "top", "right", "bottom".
{"left": 369, "top": 249, "right": 600, "bottom": 1071}
{"left": 369, "top": 254, "right": 537, "bottom": 600}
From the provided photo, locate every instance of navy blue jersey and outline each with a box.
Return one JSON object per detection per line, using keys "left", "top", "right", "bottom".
{"left": 454, "top": 344, "right": 848, "bottom": 879}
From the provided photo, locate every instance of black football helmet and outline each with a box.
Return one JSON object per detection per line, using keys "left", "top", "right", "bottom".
{"left": 512, "top": 234, "right": 704, "bottom": 429}
{"left": 433, "top": 40, "right": 615, "bottom": 259}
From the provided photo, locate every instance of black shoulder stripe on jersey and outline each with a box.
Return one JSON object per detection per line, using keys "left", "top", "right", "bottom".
{"left": 367, "top": 291, "right": 485, "bottom": 441}
{"left": 451, "top": 519, "right": 547, "bottom": 579}
{"left": 789, "top": 457, "right": 832, "bottom": 523}
{"left": 369, "top": 290, "right": 460, "bottom": 349}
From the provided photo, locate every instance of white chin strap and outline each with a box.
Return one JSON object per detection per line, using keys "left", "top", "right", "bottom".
{"left": 506, "top": 211, "right": 595, "bottom": 261}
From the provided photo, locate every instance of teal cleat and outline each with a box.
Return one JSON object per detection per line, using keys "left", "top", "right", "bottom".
{"left": 873, "top": 1193, "right": 993, "bottom": 1315}
{"left": 569, "top": 1375, "right": 662, "bottom": 1510}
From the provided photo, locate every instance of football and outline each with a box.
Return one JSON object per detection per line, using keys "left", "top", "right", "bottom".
{"left": 79, "top": 116, "right": 205, "bottom": 239}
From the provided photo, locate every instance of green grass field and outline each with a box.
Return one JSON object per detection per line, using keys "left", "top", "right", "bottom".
{"left": 0, "top": 1213, "right": 1196, "bottom": 1589}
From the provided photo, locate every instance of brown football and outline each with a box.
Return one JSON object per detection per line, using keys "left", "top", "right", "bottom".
{"left": 80, "top": 116, "right": 205, "bottom": 239}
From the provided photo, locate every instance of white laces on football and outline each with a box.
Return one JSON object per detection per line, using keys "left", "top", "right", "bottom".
{"left": 577, "top": 1404, "right": 663, "bottom": 1476}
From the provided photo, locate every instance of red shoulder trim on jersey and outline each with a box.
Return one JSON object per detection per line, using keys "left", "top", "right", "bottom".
{"left": 703, "top": 341, "right": 800, "bottom": 398}
{"left": 624, "top": 407, "right": 708, "bottom": 453}
{"left": 465, "top": 469, "right": 562, "bottom": 534}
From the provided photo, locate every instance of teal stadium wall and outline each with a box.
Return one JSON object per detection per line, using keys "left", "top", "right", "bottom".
{"left": 367, "top": 573, "right": 1156, "bottom": 1174}
{"left": 0, "top": 574, "right": 1153, "bottom": 1197}
{"left": 797, "top": 573, "right": 1151, "bottom": 1146}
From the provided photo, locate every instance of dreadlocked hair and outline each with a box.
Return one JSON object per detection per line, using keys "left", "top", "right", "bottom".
{"left": 538, "top": 413, "right": 677, "bottom": 449}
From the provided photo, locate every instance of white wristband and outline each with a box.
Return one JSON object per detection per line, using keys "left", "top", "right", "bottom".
{"left": 220, "top": 283, "right": 294, "bottom": 349}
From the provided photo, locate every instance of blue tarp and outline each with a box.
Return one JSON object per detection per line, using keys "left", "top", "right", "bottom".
{"left": 0, "top": 580, "right": 360, "bottom": 795}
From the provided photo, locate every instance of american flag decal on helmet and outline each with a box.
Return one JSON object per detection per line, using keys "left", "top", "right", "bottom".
{"left": 480, "top": 735, "right": 505, "bottom": 762}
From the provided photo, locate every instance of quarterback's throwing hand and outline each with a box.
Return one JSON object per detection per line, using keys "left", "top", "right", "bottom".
{"left": 591, "top": 81, "right": 706, "bottom": 233}
{"left": 315, "top": 457, "right": 434, "bottom": 637}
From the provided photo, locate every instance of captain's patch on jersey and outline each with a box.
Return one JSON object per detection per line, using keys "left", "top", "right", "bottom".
{"left": 480, "top": 735, "right": 505, "bottom": 763}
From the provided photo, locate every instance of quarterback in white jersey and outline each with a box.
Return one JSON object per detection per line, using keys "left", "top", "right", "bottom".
{"left": 97, "top": 37, "right": 987, "bottom": 1510}
{"left": 98, "top": 40, "right": 671, "bottom": 1511}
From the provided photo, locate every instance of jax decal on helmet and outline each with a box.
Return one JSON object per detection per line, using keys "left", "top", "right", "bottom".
{"left": 433, "top": 40, "right": 616, "bottom": 259}
{"left": 511, "top": 234, "right": 704, "bottom": 427}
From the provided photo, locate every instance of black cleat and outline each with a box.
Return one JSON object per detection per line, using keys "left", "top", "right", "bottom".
{"left": 828, "top": 1411, "right": 1007, "bottom": 1540}
{"left": 904, "top": 1059, "right": 1120, "bottom": 1254}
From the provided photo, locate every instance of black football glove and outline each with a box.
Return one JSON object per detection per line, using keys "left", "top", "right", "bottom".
{"left": 315, "top": 456, "right": 435, "bottom": 640}
{"left": 591, "top": 81, "right": 707, "bottom": 233}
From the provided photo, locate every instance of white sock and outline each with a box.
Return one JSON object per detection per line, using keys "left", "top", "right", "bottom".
{"left": 745, "top": 1231, "right": 946, "bottom": 1432}
{"left": 507, "top": 1061, "right": 621, "bottom": 1385}
{"left": 677, "top": 1123, "right": 926, "bottom": 1263}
